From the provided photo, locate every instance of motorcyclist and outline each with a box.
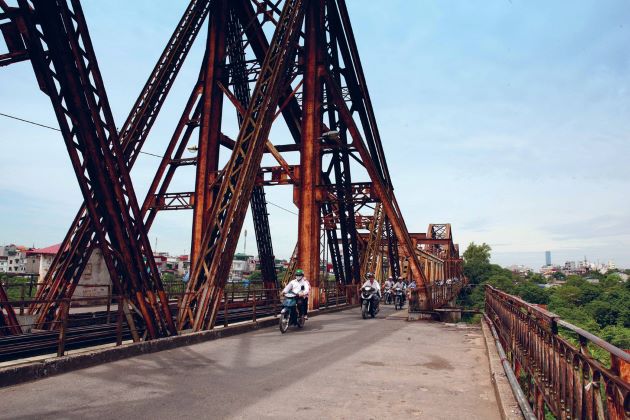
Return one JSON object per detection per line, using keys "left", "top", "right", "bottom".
{"left": 360, "top": 272, "right": 381, "bottom": 311}
{"left": 393, "top": 277, "right": 406, "bottom": 306}
{"left": 383, "top": 276, "right": 394, "bottom": 303}
{"left": 282, "top": 268, "right": 310, "bottom": 319}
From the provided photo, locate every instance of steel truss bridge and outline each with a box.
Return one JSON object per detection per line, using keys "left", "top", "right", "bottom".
{"left": 0, "top": 0, "right": 465, "bottom": 339}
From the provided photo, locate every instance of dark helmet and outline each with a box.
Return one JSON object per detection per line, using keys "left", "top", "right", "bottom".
{"left": 365, "top": 272, "right": 374, "bottom": 280}
{"left": 295, "top": 269, "right": 304, "bottom": 278}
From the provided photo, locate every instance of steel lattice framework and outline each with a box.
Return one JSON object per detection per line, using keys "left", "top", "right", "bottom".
{"left": 1, "top": 0, "right": 466, "bottom": 337}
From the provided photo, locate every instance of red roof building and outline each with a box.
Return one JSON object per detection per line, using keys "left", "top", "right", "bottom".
{"left": 26, "top": 243, "right": 61, "bottom": 256}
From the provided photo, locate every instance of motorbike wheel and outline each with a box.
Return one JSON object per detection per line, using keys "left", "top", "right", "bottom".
{"left": 361, "top": 303, "right": 368, "bottom": 319}
{"left": 279, "top": 312, "right": 290, "bottom": 333}
{"left": 297, "top": 315, "right": 305, "bottom": 328}
{"left": 394, "top": 298, "right": 400, "bottom": 310}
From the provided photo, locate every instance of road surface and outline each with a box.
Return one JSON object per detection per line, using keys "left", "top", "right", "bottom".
{"left": 1, "top": 306, "right": 500, "bottom": 419}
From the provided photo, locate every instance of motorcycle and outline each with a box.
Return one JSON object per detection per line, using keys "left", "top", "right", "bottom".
{"left": 279, "top": 291, "right": 305, "bottom": 333}
{"left": 360, "top": 286, "right": 379, "bottom": 319}
{"left": 383, "top": 287, "right": 393, "bottom": 305}
{"left": 394, "top": 287, "right": 404, "bottom": 310}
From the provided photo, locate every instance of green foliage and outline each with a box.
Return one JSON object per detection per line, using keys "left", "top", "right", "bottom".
{"left": 588, "top": 301, "right": 619, "bottom": 328}
{"left": 1, "top": 276, "right": 38, "bottom": 300}
{"left": 551, "top": 271, "right": 566, "bottom": 280}
{"left": 463, "top": 242, "right": 491, "bottom": 265}
{"left": 457, "top": 242, "right": 630, "bottom": 352}
{"left": 515, "top": 282, "right": 549, "bottom": 304}
{"left": 528, "top": 273, "right": 546, "bottom": 284}
{"left": 247, "top": 270, "right": 262, "bottom": 281}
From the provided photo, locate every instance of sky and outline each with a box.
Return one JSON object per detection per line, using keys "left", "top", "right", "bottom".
{"left": 1, "top": 0, "right": 629, "bottom": 270}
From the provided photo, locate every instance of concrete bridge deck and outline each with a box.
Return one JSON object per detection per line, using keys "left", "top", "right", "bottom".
{"left": 0, "top": 306, "right": 501, "bottom": 420}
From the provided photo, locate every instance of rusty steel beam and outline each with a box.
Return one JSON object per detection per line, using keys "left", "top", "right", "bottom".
{"left": 360, "top": 203, "right": 384, "bottom": 279}
{"left": 226, "top": 6, "right": 277, "bottom": 289}
{"left": 233, "top": 0, "right": 303, "bottom": 142}
{"left": 297, "top": 0, "right": 324, "bottom": 305}
{"left": 190, "top": 0, "right": 227, "bottom": 269}
{"left": 0, "top": 283, "right": 22, "bottom": 336}
{"left": 178, "top": 0, "right": 307, "bottom": 331}
{"left": 28, "top": 0, "right": 211, "bottom": 329}
{"left": 322, "top": 72, "right": 427, "bottom": 285}
{"left": 17, "top": 0, "right": 174, "bottom": 338}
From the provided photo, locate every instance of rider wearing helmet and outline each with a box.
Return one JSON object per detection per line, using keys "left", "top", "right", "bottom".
{"left": 393, "top": 276, "right": 406, "bottom": 305}
{"left": 361, "top": 272, "right": 381, "bottom": 310}
{"left": 383, "top": 276, "right": 394, "bottom": 289}
{"left": 282, "top": 268, "right": 311, "bottom": 319}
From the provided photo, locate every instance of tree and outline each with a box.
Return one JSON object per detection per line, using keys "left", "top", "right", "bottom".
{"left": 549, "top": 285, "right": 582, "bottom": 307}
{"left": 551, "top": 271, "right": 566, "bottom": 281}
{"left": 516, "top": 282, "right": 549, "bottom": 305}
{"left": 248, "top": 270, "right": 262, "bottom": 281}
{"left": 529, "top": 273, "right": 547, "bottom": 284}
{"left": 463, "top": 242, "right": 491, "bottom": 265}
{"left": 588, "top": 301, "right": 620, "bottom": 328}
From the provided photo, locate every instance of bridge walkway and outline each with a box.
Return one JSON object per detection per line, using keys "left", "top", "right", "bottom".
{"left": 0, "top": 306, "right": 500, "bottom": 419}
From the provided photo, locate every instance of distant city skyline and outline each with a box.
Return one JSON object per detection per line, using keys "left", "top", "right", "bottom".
{"left": 2, "top": 1, "right": 629, "bottom": 268}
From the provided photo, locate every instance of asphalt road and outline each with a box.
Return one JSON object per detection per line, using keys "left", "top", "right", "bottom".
{"left": 1, "top": 306, "right": 500, "bottom": 419}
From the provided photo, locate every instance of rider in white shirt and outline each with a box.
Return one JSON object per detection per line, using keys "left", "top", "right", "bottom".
{"left": 392, "top": 277, "right": 406, "bottom": 305}
{"left": 361, "top": 272, "right": 381, "bottom": 296}
{"left": 282, "top": 268, "right": 310, "bottom": 319}
{"left": 361, "top": 272, "right": 381, "bottom": 312}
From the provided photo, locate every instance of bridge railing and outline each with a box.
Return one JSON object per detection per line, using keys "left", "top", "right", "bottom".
{"left": 0, "top": 284, "right": 356, "bottom": 363}
{"left": 408, "top": 277, "right": 466, "bottom": 311}
{"left": 485, "top": 285, "right": 630, "bottom": 419}
{"left": 0, "top": 295, "right": 130, "bottom": 360}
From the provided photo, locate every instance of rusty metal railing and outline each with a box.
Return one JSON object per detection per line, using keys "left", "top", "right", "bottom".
{"left": 408, "top": 277, "right": 466, "bottom": 311}
{"left": 485, "top": 285, "right": 630, "bottom": 419}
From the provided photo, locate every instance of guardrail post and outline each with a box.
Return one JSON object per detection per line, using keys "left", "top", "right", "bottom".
{"left": 252, "top": 292, "right": 257, "bottom": 323}
{"left": 223, "top": 290, "right": 229, "bottom": 327}
{"left": 116, "top": 297, "right": 124, "bottom": 346}
{"left": 19, "top": 284, "right": 25, "bottom": 315}
{"left": 106, "top": 284, "right": 112, "bottom": 324}
{"left": 57, "top": 299, "right": 70, "bottom": 357}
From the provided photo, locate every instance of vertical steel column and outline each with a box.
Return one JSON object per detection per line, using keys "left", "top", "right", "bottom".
{"left": 298, "top": 0, "right": 323, "bottom": 308}
{"left": 385, "top": 218, "right": 401, "bottom": 278}
{"left": 227, "top": 8, "right": 277, "bottom": 289}
{"left": 191, "top": 0, "right": 227, "bottom": 267}
{"left": 178, "top": 0, "right": 306, "bottom": 331}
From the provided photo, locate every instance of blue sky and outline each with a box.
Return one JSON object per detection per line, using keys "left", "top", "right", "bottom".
{"left": 1, "top": 1, "right": 629, "bottom": 269}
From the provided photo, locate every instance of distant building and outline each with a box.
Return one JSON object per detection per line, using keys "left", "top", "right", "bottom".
{"left": 545, "top": 251, "right": 551, "bottom": 266}
{"left": 25, "top": 244, "right": 61, "bottom": 278}
{"left": 230, "top": 253, "right": 256, "bottom": 281}
{"left": 23, "top": 243, "right": 112, "bottom": 304}
{"left": 176, "top": 255, "right": 190, "bottom": 276}
{"left": 0, "top": 256, "right": 7, "bottom": 272}
{"left": 6, "top": 246, "right": 27, "bottom": 273}
{"left": 508, "top": 265, "right": 532, "bottom": 275}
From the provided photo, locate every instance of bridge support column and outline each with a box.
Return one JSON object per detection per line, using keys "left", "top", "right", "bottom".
{"left": 298, "top": 0, "right": 323, "bottom": 310}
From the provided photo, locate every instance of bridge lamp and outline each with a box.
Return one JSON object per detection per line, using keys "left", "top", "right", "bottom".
{"left": 319, "top": 130, "right": 340, "bottom": 141}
